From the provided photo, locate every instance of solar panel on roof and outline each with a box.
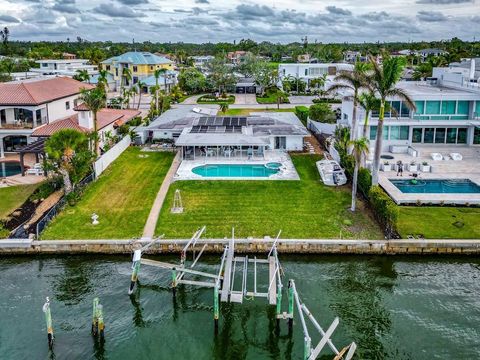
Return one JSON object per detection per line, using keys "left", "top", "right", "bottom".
{"left": 231, "top": 118, "right": 239, "bottom": 126}
{"left": 239, "top": 118, "right": 247, "bottom": 126}
{"left": 207, "top": 118, "right": 215, "bottom": 126}
{"left": 214, "top": 118, "right": 223, "bottom": 126}
{"left": 197, "top": 118, "right": 207, "bottom": 126}
{"left": 190, "top": 126, "right": 201, "bottom": 133}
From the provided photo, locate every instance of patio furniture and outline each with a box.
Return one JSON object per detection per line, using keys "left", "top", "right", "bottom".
{"left": 450, "top": 152, "right": 463, "bottom": 161}
{"left": 26, "top": 163, "right": 43, "bottom": 176}
{"left": 224, "top": 149, "right": 232, "bottom": 157}
{"left": 430, "top": 153, "right": 443, "bottom": 161}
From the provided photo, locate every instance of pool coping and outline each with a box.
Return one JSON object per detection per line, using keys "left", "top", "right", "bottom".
{"left": 380, "top": 174, "right": 480, "bottom": 205}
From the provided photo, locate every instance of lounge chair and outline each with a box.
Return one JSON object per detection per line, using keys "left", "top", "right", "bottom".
{"left": 26, "top": 163, "right": 43, "bottom": 176}
{"left": 450, "top": 152, "right": 463, "bottom": 161}
{"left": 430, "top": 153, "right": 443, "bottom": 161}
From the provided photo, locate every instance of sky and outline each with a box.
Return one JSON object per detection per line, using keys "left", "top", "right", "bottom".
{"left": 0, "top": 0, "right": 479, "bottom": 43}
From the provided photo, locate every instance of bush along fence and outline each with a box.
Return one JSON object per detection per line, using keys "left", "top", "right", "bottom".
{"left": 35, "top": 173, "right": 95, "bottom": 238}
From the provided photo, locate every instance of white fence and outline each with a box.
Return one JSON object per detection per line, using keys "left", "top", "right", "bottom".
{"left": 94, "top": 135, "right": 131, "bottom": 177}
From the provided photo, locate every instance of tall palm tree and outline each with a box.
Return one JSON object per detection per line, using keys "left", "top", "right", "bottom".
{"left": 79, "top": 88, "right": 106, "bottom": 157}
{"left": 136, "top": 80, "right": 146, "bottom": 109}
{"left": 45, "top": 129, "right": 88, "bottom": 194}
{"left": 75, "top": 69, "right": 90, "bottom": 83}
{"left": 357, "top": 92, "right": 379, "bottom": 139}
{"left": 349, "top": 137, "right": 369, "bottom": 212}
{"left": 120, "top": 67, "right": 132, "bottom": 109}
{"left": 327, "top": 62, "right": 370, "bottom": 141}
{"left": 368, "top": 55, "right": 416, "bottom": 185}
{"left": 154, "top": 68, "right": 167, "bottom": 111}
{"left": 97, "top": 69, "right": 109, "bottom": 94}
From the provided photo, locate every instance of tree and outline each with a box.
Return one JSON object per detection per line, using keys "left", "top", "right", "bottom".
{"left": 251, "top": 61, "right": 278, "bottom": 95}
{"left": 120, "top": 67, "right": 132, "bottom": 108}
{"left": 96, "top": 69, "right": 109, "bottom": 94}
{"left": 73, "top": 69, "right": 90, "bottom": 83}
{"left": 357, "top": 92, "right": 380, "bottom": 139}
{"left": 219, "top": 103, "right": 229, "bottom": 113}
{"left": 327, "top": 62, "right": 370, "bottom": 141}
{"left": 309, "top": 103, "right": 336, "bottom": 123}
{"left": 178, "top": 67, "right": 206, "bottom": 94}
{"left": 309, "top": 74, "right": 327, "bottom": 90}
{"left": 349, "top": 137, "right": 369, "bottom": 212}
{"left": 44, "top": 129, "right": 92, "bottom": 195}
{"left": 154, "top": 68, "right": 167, "bottom": 111}
{"left": 206, "top": 57, "right": 236, "bottom": 93}
{"left": 136, "top": 80, "right": 146, "bottom": 109}
{"left": 0, "top": 27, "right": 9, "bottom": 54}
{"left": 368, "top": 55, "right": 416, "bottom": 185}
{"left": 79, "top": 87, "right": 106, "bottom": 157}
{"left": 412, "top": 56, "right": 446, "bottom": 80}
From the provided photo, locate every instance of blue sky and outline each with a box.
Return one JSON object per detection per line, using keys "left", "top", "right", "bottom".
{"left": 0, "top": 0, "right": 479, "bottom": 43}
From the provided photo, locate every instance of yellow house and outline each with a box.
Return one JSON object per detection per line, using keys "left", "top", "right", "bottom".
{"left": 101, "top": 51, "right": 174, "bottom": 91}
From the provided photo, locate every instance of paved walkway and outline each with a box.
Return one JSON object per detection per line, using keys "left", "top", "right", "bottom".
{"left": 234, "top": 93, "right": 257, "bottom": 105}
{"left": 182, "top": 94, "right": 203, "bottom": 104}
{"left": 142, "top": 152, "right": 181, "bottom": 239}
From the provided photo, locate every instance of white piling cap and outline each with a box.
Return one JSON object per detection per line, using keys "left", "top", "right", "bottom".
{"left": 133, "top": 249, "right": 142, "bottom": 262}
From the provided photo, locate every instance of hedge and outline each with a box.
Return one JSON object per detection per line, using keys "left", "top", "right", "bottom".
{"left": 295, "top": 106, "right": 309, "bottom": 126}
{"left": 368, "top": 186, "right": 399, "bottom": 238}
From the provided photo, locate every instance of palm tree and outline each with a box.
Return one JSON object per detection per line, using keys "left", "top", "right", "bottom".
{"left": 154, "top": 68, "right": 167, "bottom": 111}
{"left": 136, "top": 80, "right": 146, "bottom": 110}
{"left": 97, "top": 69, "right": 109, "bottom": 94}
{"left": 79, "top": 87, "right": 106, "bottom": 157}
{"left": 357, "top": 92, "right": 379, "bottom": 139}
{"left": 327, "top": 62, "right": 370, "bottom": 141}
{"left": 219, "top": 103, "right": 229, "bottom": 114}
{"left": 349, "top": 137, "right": 369, "bottom": 212}
{"left": 120, "top": 67, "right": 132, "bottom": 109}
{"left": 368, "top": 55, "right": 416, "bottom": 185}
{"left": 45, "top": 129, "right": 88, "bottom": 195}
{"left": 75, "top": 69, "right": 90, "bottom": 83}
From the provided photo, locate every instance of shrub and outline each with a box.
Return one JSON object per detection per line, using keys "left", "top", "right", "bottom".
{"left": 295, "top": 106, "right": 309, "bottom": 126}
{"left": 30, "top": 178, "right": 62, "bottom": 201}
{"left": 309, "top": 103, "right": 336, "bottom": 123}
{"left": 368, "top": 186, "right": 399, "bottom": 238}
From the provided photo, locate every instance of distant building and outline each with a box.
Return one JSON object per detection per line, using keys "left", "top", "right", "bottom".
{"left": 30, "top": 59, "right": 98, "bottom": 78}
{"left": 191, "top": 55, "right": 215, "bottom": 70}
{"left": 227, "top": 51, "right": 250, "bottom": 65}
{"left": 101, "top": 51, "right": 175, "bottom": 91}
{"left": 62, "top": 52, "right": 77, "bottom": 60}
{"left": 343, "top": 51, "right": 362, "bottom": 63}
{"left": 417, "top": 48, "right": 447, "bottom": 62}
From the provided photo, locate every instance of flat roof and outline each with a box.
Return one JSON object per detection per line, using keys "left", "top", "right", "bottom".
{"left": 397, "top": 82, "right": 480, "bottom": 99}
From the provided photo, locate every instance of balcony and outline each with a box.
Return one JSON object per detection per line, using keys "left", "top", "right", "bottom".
{"left": 0, "top": 116, "right": 47, "bottom": 130}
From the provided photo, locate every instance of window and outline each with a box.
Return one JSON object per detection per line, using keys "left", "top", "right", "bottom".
{"left": 434, "top": 128, "right": 446, "bottom": 143}
{"left": 115, "top": 68, "right": 118, "bottom": 76}
{"left": 390, "top": 126, "right": 409, "bottom": 140}
{"left": 74, "top": 99, "right": 78, "bottom": 107}
{"left": 474, "top": 127, "right": 480, "bottom": 145}
{"left": 415, "top": 101, "right": 425, "bottom": 115}
{"left": 425, "top": 101, "right": 440, "bottom": 114}
{"left": 446, "top": 128, "right": 457, "bottom": 144}
{"left": 412, "top": 128, "right": 422, "bottom": 143}
{"left": 475, "top": 101, "right": 480, "bottom": 118}
{"left": 150, "top": 66, "right": 154, "bottom": 70}
{"left": 369, "top": 126, "right": 377, "bottom": 140}
{"left": 400, "top": 102, "right": 410, "bottom": 117}
{"left": 423, "top": 128, "right": 434, "bottom": 143}
{"left": 457, "top": 128, "right": 467, "bottom": 144}
{"left": 106, "top": 65, "right": 111, "bottom": 71}
{"left": 383, "top": 126, "right": 389, "bottom": 140}
{"left": 390, "top": 101, "right": 401, "bottom": 118}
{"left": 65, "top": 101, "right": 70, "bottom": 110}
{"left": 457, "top": 101, "right": 469, "bottom": 115}
{"left": 304, "top": 69, "right": 308, "bottom": 76}
{"left": 133, "top": 66, "right": 138, "bottom": 72}
{"left": 42, "top": 63, "right": 48, "bottom": 67}
{"left": 441, "top": 101, "right": 455, "bottom": 115}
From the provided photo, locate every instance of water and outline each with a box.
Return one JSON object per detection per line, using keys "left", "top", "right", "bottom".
{"left": 390, "top": 178, "right": 480, "bottom": 193}
{"left": 0, "top": 161, "right": 22, "bottom": 177}
{"left": 192, "top": 164, "right": 280, "bottom": 177}
{"left": 1, "top": 255, "right": 479, "bottom": 359}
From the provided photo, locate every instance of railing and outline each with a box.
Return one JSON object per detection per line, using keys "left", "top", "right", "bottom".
{"left": 35, "top": 173, "right": 95, "bottom": 238}
{"left": 0, "top": 121, "right": 34, "bottom": 129}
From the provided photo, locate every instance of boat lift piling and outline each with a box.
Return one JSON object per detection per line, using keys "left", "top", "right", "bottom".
{"left": 42, "top": 297, "right": 54, "bottom": 349}
{"left": 92, "top": 298, "right": 105, "bottom": 340}
{"left": 134, "top": 227, "right": 357, "bottom": 360}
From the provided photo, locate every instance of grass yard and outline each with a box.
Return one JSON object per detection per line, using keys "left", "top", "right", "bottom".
{"left": 42, "top": 148, "right": 174, "bottom": 239}
{"left": 223, "top": 108, "right": 295, "bottom": 116}
{"left": 197, "top": 95, "right": 235, "bottom": 105}
{"left": 0, "top": 184, "right": 40, "bottom": 219}
{"left": 397, "top": 207, "right": 480, "bottom": 239}
{"left": 156, "top": 154, "right": 383, "bottom": 239}
{"left": 256, "top": 89, "right": 290, "bottom": 104}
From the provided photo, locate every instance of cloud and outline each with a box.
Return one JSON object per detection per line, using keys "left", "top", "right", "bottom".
{"left": 195, "top": 0, "right": 209, "bottom": 3}
{"left": 325, "top": 6, "right": 352, "bottom": 16}
{"left": 0, "top": 15, "right": 21, "bottom": 23}
{"left": 416, "top": 0, "right": 473, "bottom": 4}
{"left": 117, "top": 0, "right": 149, "bottom": 4}
{"left": 94, "top": 3, "right": 143, "bottom": 17}
{"left": 235, "top": 4, "right": 275, "bottom": 18}
{"left": 52, "top": 3, "right": 80, "bottom": 13}
{"left": 417, "top": 10, "right": 448, "bottom": 21}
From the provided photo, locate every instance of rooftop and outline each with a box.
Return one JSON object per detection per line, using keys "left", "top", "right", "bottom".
{"left": 102, "top": 51, "right": 173, "bottom": 66}
{"left": 0, "top": 77, "right": 94, "bottom": 106}
{"left": 396, "top": 81, "right": 480, "bottom": 99}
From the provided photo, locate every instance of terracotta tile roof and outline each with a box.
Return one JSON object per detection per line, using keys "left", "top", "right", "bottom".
{"left": 31, "top": 108, "right": 141, "bottom": 137}
{"left": 0, "top": 77, "right": 94, "bottom": 106}
{"left": 73, "top": 103, "right": 90, "bottom": 111}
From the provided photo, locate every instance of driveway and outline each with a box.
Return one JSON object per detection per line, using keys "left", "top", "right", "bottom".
{"left": 288, "top": 96, "right": 316, "bottom": 104}
{"left": 234, "top": 93, "right": 258, "bottom": 105}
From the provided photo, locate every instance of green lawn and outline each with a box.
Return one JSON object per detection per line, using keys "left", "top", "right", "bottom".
{"left": 156, "top": 155, "right": 383, "bottom": 239}
{"left": 398, "top": 207, "right": 480, "bottom": 239}
{"left": 222, "top": 108, "right": 295, "bottom": 116}
{"left": 0, "top": 184, "right": 40, "bottom": 219}
{"left": 256, "top": 89, "right": 290, "bottom": 104}
{"left": 197, "top": 95, "right": 235, "bottom": 104}
{"left": 42, "top": 148, "right": 175, "bottom": 239}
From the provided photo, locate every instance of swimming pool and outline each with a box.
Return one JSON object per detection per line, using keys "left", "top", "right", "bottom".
{"left": 192, "top": 163, "right": 281, "bottom": 177}
{"left": 390, "top": 178, "right": 480, "bottom": 194}
{"left": 0, "top": 161, "right": 22, "bottom": 177}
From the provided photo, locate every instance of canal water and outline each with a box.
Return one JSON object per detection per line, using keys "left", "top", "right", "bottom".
{"left": 1, "top": 255, "right": 479, "bottom": 359}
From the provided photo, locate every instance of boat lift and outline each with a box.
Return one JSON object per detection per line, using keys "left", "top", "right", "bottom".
{"left": 129, "top": 227, "right": 356, "bottom": 360}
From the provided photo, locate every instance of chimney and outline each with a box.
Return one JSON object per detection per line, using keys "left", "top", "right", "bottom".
{"left": 78, "top": 109, "right": 94, "bottom": 130}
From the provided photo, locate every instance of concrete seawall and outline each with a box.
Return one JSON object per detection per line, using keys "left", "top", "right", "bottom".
{"left": 1, "top": 238, "right": 480, "bottom": 255}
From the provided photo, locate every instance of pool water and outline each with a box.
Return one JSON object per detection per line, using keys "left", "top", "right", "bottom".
{"left": 390, "top": 178, "right": 480, "bottom": 193}
{"left": 192, "top": 164, "right": 280, "bottom": 177}
{"left": 0, "top": 161, "right": 22, "bottom": 177}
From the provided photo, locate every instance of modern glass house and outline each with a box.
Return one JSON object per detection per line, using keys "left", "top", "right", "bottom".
{"left": 340, "top": 71, "right": 480, "bottom": 149}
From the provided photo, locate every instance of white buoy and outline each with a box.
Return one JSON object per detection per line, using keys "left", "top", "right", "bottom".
{"left": 91, "top": 213, "right": 99, "bottom": 225}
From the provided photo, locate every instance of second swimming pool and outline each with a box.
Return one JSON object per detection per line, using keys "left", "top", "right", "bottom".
{"left": 192, "top": 163, "right": 282, "bottom": 177}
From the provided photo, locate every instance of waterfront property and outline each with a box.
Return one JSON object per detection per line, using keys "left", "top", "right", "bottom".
{"left": 30, "top": 59, "right": 98, "bottom": 77}
{"left": 156, "top": 154, "right": 383, "bottom": 239}
{"left": 41, "top": 148, "right": 175, "bottom": 239}
{"left": 100, "top": 51, "right": 175, "bottom": 91}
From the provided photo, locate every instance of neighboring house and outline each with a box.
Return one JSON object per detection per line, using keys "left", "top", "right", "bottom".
{"left": 175, "top": 115, "right": 308, "bottom": 159}
{"left": 10, "top": 72, "right": 43, "bottom": 81}
{"left": 417, "top": 48, "right": 447, "bottom": 63}
{"left": 191, "top": 55, "right": 215, "bottom": 70}
{"left": 142, "top": 72, "right": 177, "bottom": 93}
{"left": 340, "top": 73, "right": 480, "bottom": 150}
{"left": 227, "top": 51, "right": 250, "bottom": 65}
{"left": 101, "top": 52, "right": 175, "bottom": 91}
{"left": 446, "top": 58, "right": 480, "bottom": 81}
{"left": 62, "top": 52, "right": 77, "bottom": 60}
{"left": 30, "top": 59, "right": 98, "bottom": 77}
{"left": 278, "top": 63, "right": 354, "bottom": 90}
{"left": 235, "top": 77, "right": 261, "bottom": 94}
{"left": 0, "top": 77, "right": 95, "bottom": 158}
{"left": 343, "top": 51, "right": 362, "bottom": 63}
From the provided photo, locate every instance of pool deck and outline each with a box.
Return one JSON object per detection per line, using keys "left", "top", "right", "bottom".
{"left": 378, "top": 145, "right": 480, "bottom": 205}
{"left": 174, "top": 151, "right": 300, "bottom": 180}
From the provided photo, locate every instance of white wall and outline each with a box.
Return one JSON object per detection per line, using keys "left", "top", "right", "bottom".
{"left": 286, "top": 136, "right": 304, "bottom": 151}
{"left": 46, "top": 94, "right": 80, "bottom": 122}
{"left": 94, "top": 135, "right": 131, "bottom": 177}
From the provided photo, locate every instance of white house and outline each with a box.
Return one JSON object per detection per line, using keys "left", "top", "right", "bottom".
{"left": 191, "top": 55, "right": 214, "bottom": 69}
{"left": 30, "top": 59, "right": 98, "bottom": 77}
{"left": 278, "top": 63, "right": 354, "bottom": 91}
{"left": 339, "top": 71, "right": 480, "bottom": 151}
